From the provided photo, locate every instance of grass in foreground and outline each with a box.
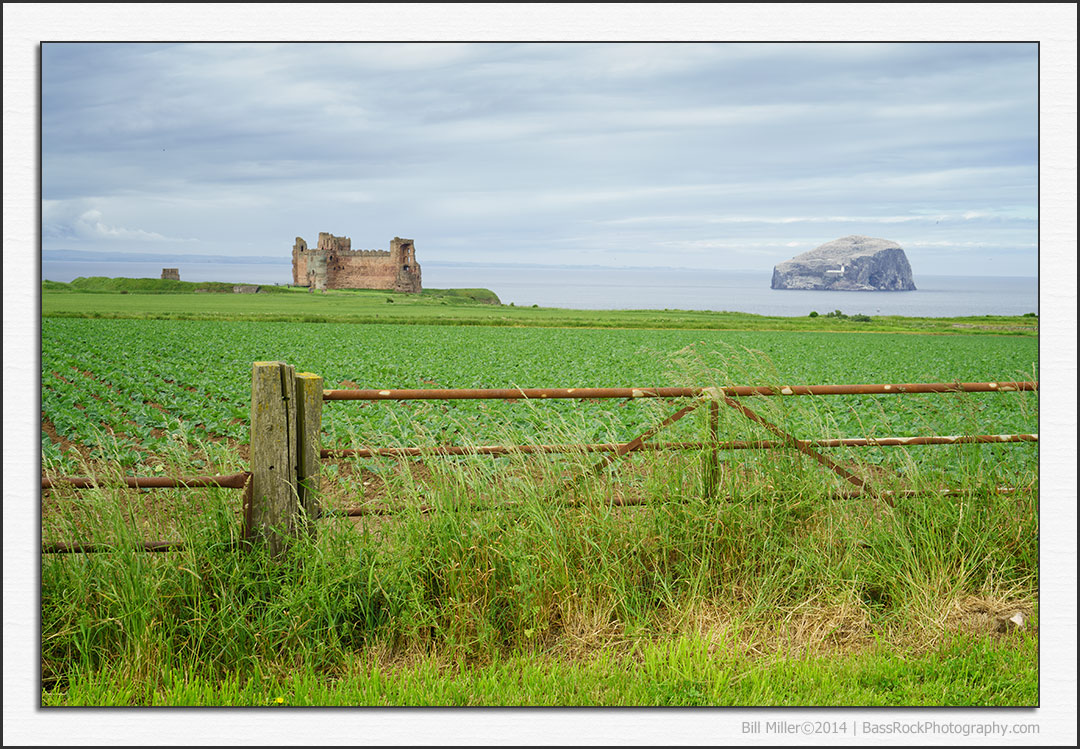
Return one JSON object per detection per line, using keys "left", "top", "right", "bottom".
{"left": 41, "top": 432, "right": 1038, "bottom": 705}
{"left": 44, "top": 630, "right": 1037, "bottom": 706}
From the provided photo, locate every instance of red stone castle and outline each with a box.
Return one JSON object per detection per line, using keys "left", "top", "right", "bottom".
{"left": 291, "top": 233, "right": 422, "bottom": 293}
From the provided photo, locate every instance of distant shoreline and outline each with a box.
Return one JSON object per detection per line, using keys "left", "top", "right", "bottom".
{"left": 40, "top": 262, "right": 1038, "bottom": 318}
{"left": 41, "top": 250, "right": 1036, "bottom": 279}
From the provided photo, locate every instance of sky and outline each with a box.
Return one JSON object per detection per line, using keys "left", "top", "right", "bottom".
{"left": 42, "top": 41, "right": 1040, "bottom": 276}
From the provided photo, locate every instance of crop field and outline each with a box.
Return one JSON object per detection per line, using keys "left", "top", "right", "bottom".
{"left": 41, "top": 317, "right": 1037, "bottom": 473}
{"left": 39, "top": 311, "right": 1040, "bottom": 707}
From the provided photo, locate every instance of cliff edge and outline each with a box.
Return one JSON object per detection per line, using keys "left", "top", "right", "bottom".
{"left": 771, "top": 236, "right": 916, "bottom": 291}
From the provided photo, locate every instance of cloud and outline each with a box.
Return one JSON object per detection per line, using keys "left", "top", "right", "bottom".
{"left": 74, "top": 209, "right": 167, "bottom": 241}
{"left": 905, "top": 240, "right": 1037, "bottom": 248}
{"left": 40, "top": 42, "right": 1038, "bottom": 275}
{"left": 597, "top": 210, "right": 1030, "bottom": 227}
{"left": 43, "top": 202, "right": 197, "bottom": 244}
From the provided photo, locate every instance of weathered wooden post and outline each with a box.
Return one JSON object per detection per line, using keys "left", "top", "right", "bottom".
{"left": 250, "top": 361, "right": 299, "bottom": 557}
{"left": 295, "top": 372, "right": 323, "bottom": 537}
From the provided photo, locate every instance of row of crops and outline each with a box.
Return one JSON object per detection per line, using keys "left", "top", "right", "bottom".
{"left": 41, "top": 318, "right": 1038, "bottom": 477}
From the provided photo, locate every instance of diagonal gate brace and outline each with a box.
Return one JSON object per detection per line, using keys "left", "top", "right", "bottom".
{"left": 714, "top": 392, "right": 890, "bottom": 502}
{"left": 560, "top": 400, "right": 703, "bottom": 495}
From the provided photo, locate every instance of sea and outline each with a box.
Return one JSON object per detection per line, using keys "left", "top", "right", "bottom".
{"left": 40, "top": 259, "right": 1039, "bottom": 318}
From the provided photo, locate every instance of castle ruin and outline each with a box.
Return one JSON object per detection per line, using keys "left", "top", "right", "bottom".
{"left": 161, "top": 268, "right": 180, "bottom": 281}
{"left": 291, "top": 233, "right": 422, "bottom": 293}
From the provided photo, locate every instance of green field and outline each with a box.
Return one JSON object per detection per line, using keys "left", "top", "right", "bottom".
{"left": 40, "top": 318, "right": 1038, "bottom": 479}
{"left": 39, "top": 285, "right": 1040, "bottom": 707}
{"left": 42, "top": 278, "right": 1038, "bottom": 335}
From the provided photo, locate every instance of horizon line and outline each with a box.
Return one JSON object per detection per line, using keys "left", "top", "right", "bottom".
{"left": 41, "top": 249, "right": 1038, "bottom": 279}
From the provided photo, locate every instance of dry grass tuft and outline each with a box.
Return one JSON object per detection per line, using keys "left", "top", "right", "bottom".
{"left": 944, "top": 594, "right": 1038, "bottom": 638}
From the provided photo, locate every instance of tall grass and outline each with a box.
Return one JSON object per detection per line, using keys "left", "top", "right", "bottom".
{"left": 40, "top": 347, "right": 1038, "bottom": 704}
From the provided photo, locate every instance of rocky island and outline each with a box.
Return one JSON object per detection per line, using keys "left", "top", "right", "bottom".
{"left": 771, "top": 235, "right": 917, "bottom": 291}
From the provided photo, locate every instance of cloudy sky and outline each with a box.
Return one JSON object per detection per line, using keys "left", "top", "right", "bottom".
{"left": 42, "top": 41, "right": 1038, "bottom": 276}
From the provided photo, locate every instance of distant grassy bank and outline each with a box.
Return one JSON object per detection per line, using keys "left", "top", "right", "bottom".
{"left": 43, "top": 276, "right": 501, "bottom": 303}
{"left": 41, "top": 279, "right": 1038, "bottom": 336}
{"left": 42, "top": 276, "right": 295, "bottom": 294}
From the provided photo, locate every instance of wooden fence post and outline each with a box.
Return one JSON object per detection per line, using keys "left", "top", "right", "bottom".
{"left": 250, "top": 361, "right": 299, "bottom": 557}
{"left": 295, "top": 372, "right": 323, "bottom": 537}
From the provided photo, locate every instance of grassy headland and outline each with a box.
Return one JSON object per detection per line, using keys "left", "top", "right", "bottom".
{"left": 41, "top": 278, "right": 1037, "bottom": 335}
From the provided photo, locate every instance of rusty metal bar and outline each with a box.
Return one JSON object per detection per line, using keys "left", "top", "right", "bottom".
{"left": 320, "top": 433, "right": 1038, "bottom": 459}
{"left": 756, "top": 433, "right": 1040, "bottom": 448}
{"left": 322, "top": 492, "right": 659, "bottom": 518}
{"left": 42, "top": 540, "right": 186, "bottom": 554}
{"left": 41, "top": 471, "right": 252, "bottom": 490}
{"left": 662, "top": 433, "right": 1040, "bottom": 450}
{"left": 240, "top": 472, "right": 255, "bottom": 541}
{"left": 322, "top": 381, "right": 1037, "bottom": 401}
{"left": 322, "top": 484, "right": 1033, "bottom": 518}
{"left": 324, "top": 443, "right": 629, "bottom": 458}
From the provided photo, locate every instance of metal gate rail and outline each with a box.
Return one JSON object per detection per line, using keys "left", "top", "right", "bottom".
{"left": 322, "top": 433, "right": 1038, "bottom": 459}
{"left": 322, "top": 381, "right": 1036, "bottom": 401}
{"left": 40, "top": 472, "right": 252, "bottom": 554}
{"left": 321, "top": 380, "right": 1038, "bottom": 510}
{"left": 40, "top": 373, "right": 1038, "bottom": 554}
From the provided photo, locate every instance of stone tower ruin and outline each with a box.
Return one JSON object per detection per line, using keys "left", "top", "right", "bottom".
{"left": 291, "top": 233, "right": 422, "bottom": 293}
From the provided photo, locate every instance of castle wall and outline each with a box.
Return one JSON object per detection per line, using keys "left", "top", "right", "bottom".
{"left": 326, "top": 252, "right": 401, "bottom": 290}
{"left": 292, "top": 234, "right": 421, "bottom": 293}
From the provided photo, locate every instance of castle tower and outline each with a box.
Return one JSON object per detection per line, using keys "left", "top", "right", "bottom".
{"left": 291, "top": 238, "right": 308, "bottom": 285}
{"left": 390, "top": 237, "right": 422, "bottom": 293}
{"left": 317, "top": 232, "right": 351, "bottom": 252}
{"left": 306, "top": 251, "right": 328, "bottom": 292}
